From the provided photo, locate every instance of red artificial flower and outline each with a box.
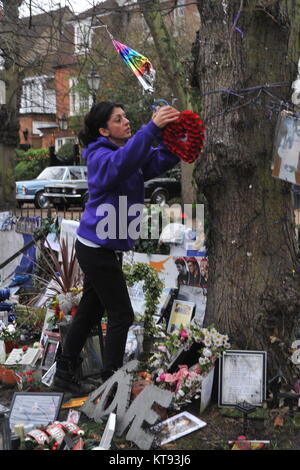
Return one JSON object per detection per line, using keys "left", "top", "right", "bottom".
{"left": 27, "top": 377, "right": 33, "bottom": 383}
{"left": 26, "top": 370, "right": 33, "bottom": 375}
{"left": 22, "top": 345, "right": 28, "bottom": 352}
{"left": 161, "top": 110, "right": 205, "bottom": 163}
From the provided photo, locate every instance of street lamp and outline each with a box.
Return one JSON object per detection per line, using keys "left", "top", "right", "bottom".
{"left": 58, "top": 114, "right": 68, "bottom": 131}
{"left": 87, "top": 68, "right": 101, "bottom": 104}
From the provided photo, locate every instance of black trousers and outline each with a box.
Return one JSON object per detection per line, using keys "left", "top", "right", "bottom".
{"left": 62, "top": 239, "right": 134, "bottom": 376}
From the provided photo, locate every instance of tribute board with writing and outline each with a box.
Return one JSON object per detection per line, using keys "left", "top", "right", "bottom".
{"left": 218, "top": 350, "right": 267, "bottom": 407}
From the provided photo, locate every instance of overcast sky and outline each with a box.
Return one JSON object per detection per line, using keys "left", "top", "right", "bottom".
{"left": 19, "top": 0, "right": 103, "bottom": 17}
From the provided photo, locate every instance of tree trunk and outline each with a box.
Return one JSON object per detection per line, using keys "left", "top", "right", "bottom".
{"left": 0, "top": 1, "right": 23, "bottom": 210}
{"left": 138, "top": 0, "right": 200, "bottom": 203}
{"left": 192, "top": 0, "right": 300, "bottom": 381}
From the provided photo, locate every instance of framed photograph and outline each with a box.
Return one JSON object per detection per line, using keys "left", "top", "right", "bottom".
{"left": 178, "top": 285, "right": 207, "bottom": 327}
{"left": 41, "top": 331, "right": 60, "bottom": 371}
{"left": 41, "top": 362, "right": 57, "bottom": 387}
{"left": 150, "top": 411, "right": 206, "bottom": 446}
{"left": 272, "top": 110, "right": 300, "bottom": 184}
{"left": 9, "top": 392, "right": 64, "bottom": 431}
{"left": 167, "top": 299, "right": 195, "bottom": 334}
{"left": 218, "top": 350, "right": 267, "bottom": 407}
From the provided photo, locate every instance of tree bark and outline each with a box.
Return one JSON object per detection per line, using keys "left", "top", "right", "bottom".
{"left": 192, "top": 0, "right": 300, "bottom": 381}
{"left": 0, "top": 1, "right": 23, "bottom": 210}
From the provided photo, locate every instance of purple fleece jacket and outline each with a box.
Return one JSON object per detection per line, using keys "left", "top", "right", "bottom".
{"left": 77, "top": 120, "right": 179, "bottom": 251}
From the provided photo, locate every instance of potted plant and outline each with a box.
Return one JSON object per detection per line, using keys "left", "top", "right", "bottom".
{"left": 0, "top": 322, "right": 20, "bottom": 354}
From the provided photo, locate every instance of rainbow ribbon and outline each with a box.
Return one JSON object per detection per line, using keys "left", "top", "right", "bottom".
{"left": 112, "top": 39, "right": 155, "bottom": 93}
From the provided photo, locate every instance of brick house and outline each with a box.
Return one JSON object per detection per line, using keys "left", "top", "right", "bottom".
{"left": 18, "top": 0, "right": 200, "bottom": 152}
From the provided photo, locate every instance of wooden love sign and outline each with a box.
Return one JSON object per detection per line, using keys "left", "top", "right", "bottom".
{"left": 80, "top": 360, "right": 173, "bottom": 450}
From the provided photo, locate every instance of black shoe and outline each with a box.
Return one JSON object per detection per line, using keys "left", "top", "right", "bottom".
{"left": 51, "top": 356, "right": 96, "bottom": 397}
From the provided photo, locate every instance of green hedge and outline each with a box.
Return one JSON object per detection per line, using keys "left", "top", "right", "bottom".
{"left": 15, "top": 159, "right": 47, "bottom": 181}
{"left": 15, "top": 148, "right": 49, "bottom": 161}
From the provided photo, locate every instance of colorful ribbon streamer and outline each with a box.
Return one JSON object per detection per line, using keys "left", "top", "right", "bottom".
{"left": 112, "top": 39, "right": 155, "bottom": 93}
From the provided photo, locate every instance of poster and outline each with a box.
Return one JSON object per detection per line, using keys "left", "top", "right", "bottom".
{"left": 123, "top": 252, "right": 208, "bottom": 290}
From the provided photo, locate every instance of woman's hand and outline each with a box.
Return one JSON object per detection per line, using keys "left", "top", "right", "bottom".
{"left": 152, "top": 105, "right": 180, "bottom": 129}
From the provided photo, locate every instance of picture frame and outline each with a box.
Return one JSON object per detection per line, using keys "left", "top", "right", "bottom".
{"left": 9, "top": 392, "right": 64, "bottom": 431}
{"left": 218, "top": 350, "right": 267, "bottom": 407}
{"left": 271, "top": 110, "right": 300, "bottom": 184}
{"left": 167, "top": 299, "right": 195, "bottom": 334}
{"left": 177, "top": 284, "right": 207, "bottom": 327}
{"left": 150, "top": 411, "right": 206, "bottom": 446}
{"left": 41, "top": 331, "right": 60, "bottom": 371}
{"left": 41, "top": 362, "right": 57, "bottom": 387}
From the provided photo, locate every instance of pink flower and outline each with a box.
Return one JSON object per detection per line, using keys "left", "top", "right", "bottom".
{"left": 157, "top": 373, "right": 166, "bottom": 382}
{"left": 158, "top": 345, "right": 168, "bottom": 353}
{"left": 179, "top": 329, "right": 188, "bottom": 341}
{"left": 164, "top": 373, "right": 177, "bottom": 383}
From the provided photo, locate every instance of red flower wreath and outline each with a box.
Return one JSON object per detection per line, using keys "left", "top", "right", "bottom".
{"left": 161, "top": 110, "right": 205, "bottom": 163}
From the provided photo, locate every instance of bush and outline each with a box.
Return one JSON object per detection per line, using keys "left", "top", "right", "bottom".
{"left": 15, "top": 159, "right": 45, "bottom": 180}
{"left": 15, "top": 148, "right": 49, "bottom": 161}
{"left": 56, "top": 142, "right": 74, "bottom": 162}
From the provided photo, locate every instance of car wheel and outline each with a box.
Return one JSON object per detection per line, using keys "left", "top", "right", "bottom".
{"left": 34, "top": 191, "right": 50, "bottom": 209}
{"left": 151, "top": 189, "right": 168, "bottom": 206}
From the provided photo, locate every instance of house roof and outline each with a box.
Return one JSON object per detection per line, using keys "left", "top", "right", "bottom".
{"left": 71, "top": 0, "right": 121, "bottom": 21}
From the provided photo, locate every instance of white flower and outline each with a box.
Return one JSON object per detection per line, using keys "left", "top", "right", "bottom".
{"left": 199, "top": 357, "right": 210, "bottom": 365}
{"left": 7, "top": 324, "right": 16, "bottom": 334}
{"left": 202, "top": 348, "right": 212, "bottom": 358}
{"left": 203, "top": 338, "right": 211, "bottom": 347}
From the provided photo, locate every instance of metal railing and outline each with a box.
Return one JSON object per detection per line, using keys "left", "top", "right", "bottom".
{"left": 15, "top": 205, "right": 83, "bottom": 221}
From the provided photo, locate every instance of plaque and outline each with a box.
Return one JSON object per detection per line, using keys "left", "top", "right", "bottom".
{"left": 218, "top": 350, "right": 267, "bottom": 407}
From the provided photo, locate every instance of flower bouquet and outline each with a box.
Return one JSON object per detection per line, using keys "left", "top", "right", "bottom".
{"left": 0, "top": 321, "right": 20, "bottom": 353}
{"left": 148, "top": 325, "right": 230, "bottom": 409}
{"left": 17, "top": 369, "right": 42, "bottom": 392}
{"left": 0, "top": 321, "right": 19, "bottom": 342}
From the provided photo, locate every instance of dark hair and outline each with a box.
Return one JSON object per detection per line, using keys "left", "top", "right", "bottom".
{"left": 78, "top": 101, "right": 124, "bottom": 147}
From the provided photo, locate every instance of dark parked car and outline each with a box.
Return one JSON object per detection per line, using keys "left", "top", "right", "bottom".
{"left": 44, "top": 176, "right": 181, "bottom": 210}
{"left": 44, "top": 181, "right": 89, "bottom": 210}
{"left": 144, "top": 177, "right": 181, "bottom": 205}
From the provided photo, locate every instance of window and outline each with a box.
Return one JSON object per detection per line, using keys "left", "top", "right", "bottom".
{"left": 20, "top": 76, "right": 56, "bottom": 114}
{"left": 69, "top": 168, "right": 85, "bottom": 180}
{"left": 69, "top": 77, "right": 93, "bottom": 117}
{"left": 37, "top": 167, "right": 66, "bottom": 180}
{"left": 55, "top": 136, "right": 77, "bottom": 152}
{"left": 74, "top": 19, "right": 93, "bottom": 55}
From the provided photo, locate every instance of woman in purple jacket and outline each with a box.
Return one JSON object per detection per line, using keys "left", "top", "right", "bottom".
{"left": 53, "top": 101, "right": 180, "bottom": 395}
